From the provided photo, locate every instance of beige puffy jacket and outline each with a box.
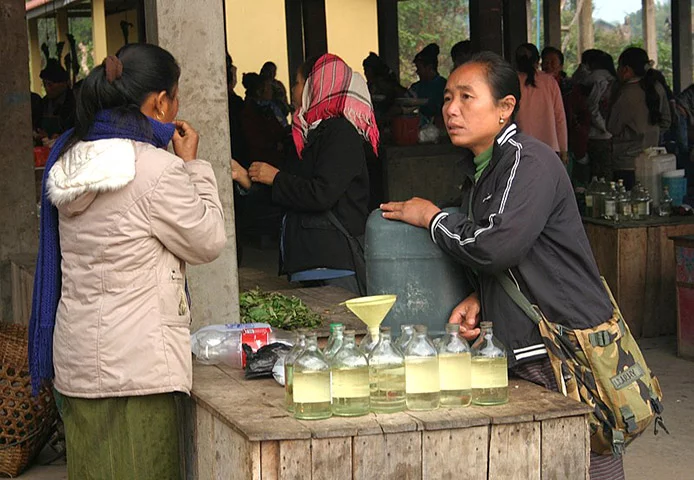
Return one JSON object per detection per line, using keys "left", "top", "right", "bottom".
{"left": 47, "top": 139, "right": 226, "bottom": 398}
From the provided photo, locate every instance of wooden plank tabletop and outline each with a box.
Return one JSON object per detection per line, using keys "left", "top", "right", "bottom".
{"left": 191, "top": 363, "right": 591, "bottom": 443}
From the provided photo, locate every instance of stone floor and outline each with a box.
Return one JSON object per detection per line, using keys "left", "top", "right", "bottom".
{"left": 14, "top": 242, "right": 694, "bottom": 479}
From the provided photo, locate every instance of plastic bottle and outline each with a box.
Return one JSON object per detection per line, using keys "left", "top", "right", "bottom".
{"left": 324, "top": 323, "right": 345, "bottom": 360}
{"left": 471, "top": 322, "right": 508, "bottom": 406}
{"left": 293, "top": 333, "right": 332, "bottom": 420}
{"left": 284, "top": 331, "right": 307, "bottom": 413}
{"left": 404, "top": 325, "right": 440, "bottom": 411}
{"left": 330, "top": 330, "right": 370, "bottom": 417}
{"left": 368, "top": 327, "right": 406, "bottom": 413}
{"left": 437, "top": 323, "right": 472, "bottom": 407}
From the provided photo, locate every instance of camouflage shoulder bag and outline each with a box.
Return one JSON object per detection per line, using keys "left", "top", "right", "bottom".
{"left": 496, "top": 272, "right": 666, "bottom": 456}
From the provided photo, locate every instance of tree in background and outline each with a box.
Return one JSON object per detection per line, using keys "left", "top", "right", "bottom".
{"left": 398, "top": 0, "right": 470, "bottom": 87}
{"left": 37, "top": 16, "right": 94, "bottom": 87}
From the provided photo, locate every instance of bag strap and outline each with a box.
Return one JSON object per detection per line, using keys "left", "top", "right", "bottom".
{"left": 325, "top": 210, "right": 367, "bottom": 295}
{"left": 495, "top": 271, "right": 543, "bottom": 325}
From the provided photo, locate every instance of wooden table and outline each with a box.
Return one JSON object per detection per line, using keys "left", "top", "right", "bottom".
{"left": 190, "top": 365, "right": 591, "bottom": 480}
{"left": 584, "top": 216, "right": 694, "bottom": 338}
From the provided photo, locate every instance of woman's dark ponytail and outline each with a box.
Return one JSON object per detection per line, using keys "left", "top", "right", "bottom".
{"left": 618, "top": 47, "right": 664, "bottom": 126}
{"left": 515, "top": 43, "right": 540, "bottom": 88}
{"left": 59, "top": 43, "right": 180, "bottom": 157}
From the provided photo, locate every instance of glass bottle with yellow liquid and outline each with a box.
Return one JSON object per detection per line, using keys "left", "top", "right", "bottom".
{"left": 471, "top": 321, "right": 508, "bottom": 405}
{"left": 323, "top": 323, "right": 345, "bottom": 360}
{"left": 395, "top": 324, "right": 415, "bottom": 352}
{"left": 437, "top": 323, "right": 472, "bottom": 407}
{"left": 404, "top": 325, "right": 440, "bottom": 411}
{"left": 368, "top": 327, "right": 406, "bottom": 413}
{"left": 293, "top": 333, "right": 332, "bottom": 420}
{"left": 330, "top": 330, "right": 370, "bottom": 416}
{"left": 284, "top": 331, "right": 306, "bottom": 413}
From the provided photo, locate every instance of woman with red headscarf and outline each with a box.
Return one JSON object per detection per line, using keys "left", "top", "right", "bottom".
{"left": 234, "top": 54, "right": 379, "bottom": 294}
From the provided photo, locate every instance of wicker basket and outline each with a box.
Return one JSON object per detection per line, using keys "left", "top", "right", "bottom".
{"left": 0, "top": 323, "right": 58, "bottom": 477}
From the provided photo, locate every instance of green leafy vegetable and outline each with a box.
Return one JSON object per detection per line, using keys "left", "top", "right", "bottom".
{"left": 239, "top": 289, "right": 323, "bottom": 330}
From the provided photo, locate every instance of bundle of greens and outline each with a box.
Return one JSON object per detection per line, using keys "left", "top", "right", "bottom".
{"left": 239, "top": 289, "right": 323, "bottom": 330}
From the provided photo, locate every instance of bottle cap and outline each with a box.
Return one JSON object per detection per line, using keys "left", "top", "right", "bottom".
{"left": 344, "top": 329, "right": 356, "bottom": 335}
{"left": 329, "top": 323, "right": 344, "bottom": 333}
{"left": 480, "top": 321, "right": 493, "bottom": 329}
{"left": 379, "top": 326, "right": 392, "bottom": 333}
{"left": 445, "top": 323, "right": 459, "bottom": 333}
{"left": 414, "top": 324, "right": 428, "bottom": 334}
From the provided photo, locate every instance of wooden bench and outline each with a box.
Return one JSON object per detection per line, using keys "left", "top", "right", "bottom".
{"left": 190, "top": 364, "right": 591, "bottom": 480}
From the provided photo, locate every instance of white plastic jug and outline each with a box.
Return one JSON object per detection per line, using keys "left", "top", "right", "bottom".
{"left": 634, "top": 147, "right": 676, "bottom": 206}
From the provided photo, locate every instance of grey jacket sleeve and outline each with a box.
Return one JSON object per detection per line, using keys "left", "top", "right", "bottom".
{"left": 428, "top": 150, "right": 557, "bottom": 274}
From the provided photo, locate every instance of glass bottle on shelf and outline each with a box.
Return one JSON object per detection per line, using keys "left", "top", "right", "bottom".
{"left": 617, "top": 180, "right": 632, "bottom": 221}
{"left": 404, "top": 325, "right": 440, "bottom": 411}
{"left": 584, "top": 176, "right": 599, "bottom": 218}
{"left": 437, "top": 323, "right": 472, "bottom": 407}
{"left": 330, "top": 330, "right": 370, "bottom": 417}
{"left": 658, "top": 186, "right": 673, "bottom": 217}
{"left": 323, "top": 323, "right": 345, "bottom": 360}
{"left": 284, "top": 330, "right": 306, "bottom": 413}
{"left": 603, "top": 181, "right": 618, "bottom": 221}
{"left": 293, "top": 332, "right": 332, "bottom": 420}
{"left": 594, "top": 177, "right": 608, "bottom": 219}
{"left": 394, "top": 324, "right": 415, "bottom": 352}
{"left": 471, "top": 321, "right": 508, "bottom": 406}
{"left": 368, "top": 327, "right": 406, "bottom": 413}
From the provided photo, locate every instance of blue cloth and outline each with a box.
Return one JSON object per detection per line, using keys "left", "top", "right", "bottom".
{"left": 29, "top": 109, "right": 175, "bottom": 395}
{"left": 410, "top": 74, "right": 447, "bottom": 121}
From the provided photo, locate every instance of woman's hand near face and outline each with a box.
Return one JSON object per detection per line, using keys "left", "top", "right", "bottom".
{"left": 380, "top": 197, "right": 441, "bottom": 228}
{"left": 248, "top": 162, "right": 279, "bottom": 185}
{"left": 231, "top": 159, "right": 252, "bottom": 190}
{"left": 172, "top": 120, "right": 199, "bottom": 162}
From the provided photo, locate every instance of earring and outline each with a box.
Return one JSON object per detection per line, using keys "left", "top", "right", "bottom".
{"left": 499, "top": 117, "right": 505, "bottom": 124}
{"left": 157, "top": 110, "right": 165, "bottom": 121}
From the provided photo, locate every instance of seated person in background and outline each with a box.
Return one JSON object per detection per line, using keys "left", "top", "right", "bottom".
{"left": 241, "top": 72, "right": 288, "bottom": 169}
{"left": 362, "top": 52, "right": 408, "bottom": 124}
{"left": 410, "top": 43, "right": 447, "bottom": 125}
{"left": 450, "top": 40, "right": 473, "bottom": 70}
{"left": 232, "top": 54, "right": 379, "bottom": 295}
{"left": 226, "top": 53, "right": 247, "bottom": 162}
{"left": 39, "top": 59, "right": 75, "bottom": 137}
{"left": 260, "top": 61, "right": 292, "bottom": 120}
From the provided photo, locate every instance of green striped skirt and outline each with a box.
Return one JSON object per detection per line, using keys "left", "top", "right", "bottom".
{"left": 56, "top": 392, "right": 184, "bottom": 480}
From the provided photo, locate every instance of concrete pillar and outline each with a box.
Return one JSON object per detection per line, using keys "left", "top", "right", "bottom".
{"left": 643, "top": 0, "right": 658, "bottom": 67}
{"left": 377, "top": 0, "right": 400, "bottom": 80}
{"left": 28, "top": 18, "right": 43, "bottom": 94}
{"left": 672, "top": 0, "right": 693, "bottom": 94}
{"left": 543, "top": 0, "right": 562, "bottom": 49}
{"left": 503, "top": 0, "right": 528, "bottom": 62}
{"left": 92, "top": 0, "right": 108, "bottom": 64}
{"left": 577, "top": 0, "right": 594, "bottom": 56}
{"left": 470, "top": 0, "right": 504, "bottom": 55}
{"left": 0, "top": 0, "right": 40, "bottom": 323}
{"left": 285, "top": 0, "right": 304, "bottom": 82}
{"left": 144, "top": 0, "right": 240, "bottom": 330}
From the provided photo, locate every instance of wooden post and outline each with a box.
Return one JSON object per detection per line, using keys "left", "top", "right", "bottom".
{"left": 27, "top": 18, "right": 43, "bottom": 94}
{"left": 285, "top": 0, "right": 304, "bottom": 83}
{"left": 92, "top": 0, "right": 108, "bottom": 65}
{"left": 377, "top": 0, "right": 400, "bottom": 81}
{"left": 503, "top": 0, "right": 527, "bottom": 62}
{"left": 577, "top": 0, "right": 594, "bottom": 56}
{"left": 543, "top": 0, "right": 562, "bottom": 49}
{"left": 470, "top": 0, "right": 504, "bottom": 55}
{"left": 302, "top": 0, "right": 328, "bottom": 59}
{"left": 55, "top": 8, "right": 70, "bottom": 69}
{"left": 671, "top": 0, "right": 691, "bottom": 93}
{"left": 643, "top": 0, "right": 658, "bottom": 67}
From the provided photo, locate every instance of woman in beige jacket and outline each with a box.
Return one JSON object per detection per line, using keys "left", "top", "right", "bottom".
{"left": 31, "top": 44, "right": 225, "bottom": 479}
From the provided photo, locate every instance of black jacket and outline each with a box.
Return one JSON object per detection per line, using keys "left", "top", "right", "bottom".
{"left": 273, "top": 117, "right": 369, "bottom": 274}
{"left": 429, "top": 123, "right": 613, "bottom": 366}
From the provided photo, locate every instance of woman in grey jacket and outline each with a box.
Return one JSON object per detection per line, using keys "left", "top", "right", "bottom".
{"left": 382, "top": 52, "right": 624, "bottom": 479}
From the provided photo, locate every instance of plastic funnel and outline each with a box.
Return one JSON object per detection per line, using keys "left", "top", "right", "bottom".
{"left": 343, "top": 295, "right": 397, "bottom": 338}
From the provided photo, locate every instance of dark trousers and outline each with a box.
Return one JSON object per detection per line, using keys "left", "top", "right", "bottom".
{"left": 588, "top": 138, "right": 614, "bottom": 182}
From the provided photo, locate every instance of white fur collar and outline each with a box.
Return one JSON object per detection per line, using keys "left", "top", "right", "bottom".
{"left": 47, "top": 139, "right": 136, "bottom": 207}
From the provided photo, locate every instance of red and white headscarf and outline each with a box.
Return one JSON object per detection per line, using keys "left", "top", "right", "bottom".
{"left": 292, "top": 54, "right": 380, "bottom": 158}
